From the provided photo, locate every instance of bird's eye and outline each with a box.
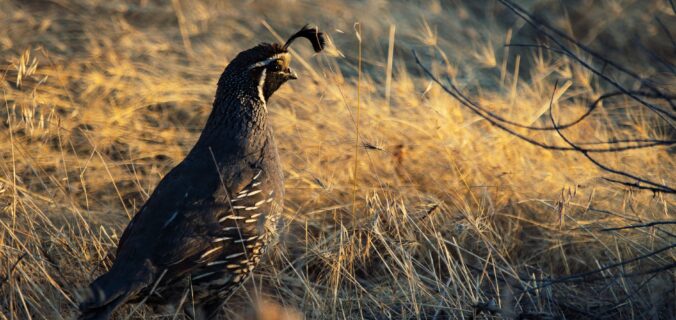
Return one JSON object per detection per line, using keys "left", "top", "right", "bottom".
{"left": 270, "top": 60, "right": 283, "bottom": 72}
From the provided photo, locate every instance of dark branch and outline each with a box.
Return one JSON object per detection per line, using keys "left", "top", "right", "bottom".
{"left": 526, "top": 243, "right": 676, "bottom": 290}
{"left": 413, "top": 51, "right": 676, "bottom": 154}
{"left": 601, "top": 220, "right": 676, "bottom": 232}
{"left": 0, "top": 253, "right": 27, "bottom": 290}
{"left": 654, "top": 16, "right": 676, "bottom": 50}
{"left": 496, "top": 0, "right": 676, "bottom": 123}
{"left": 602, "top": 177, "right": 675, "bottom": 194}
{"left": 548, "top": 87, "right": 676, "bottom": 193}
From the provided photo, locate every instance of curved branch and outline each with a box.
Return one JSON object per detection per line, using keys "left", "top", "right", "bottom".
{"left": 413, "top": 51, "right": 676, "bottom": 153}
{"left": 497, "top": 0, "right": 676, "bottom": 117}
{"left": 527, "top": 243, "right": 676, "bottom": 290}
{"left": 548, "top": 86, "right": 676, "bottom": 193}
{"left": 601, "top": 220, "right": 676, "bottom": 232}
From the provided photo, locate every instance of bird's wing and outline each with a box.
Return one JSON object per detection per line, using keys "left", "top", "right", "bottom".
{"left": 115, "top": 161, "right": 269, "bottom": 281}
{"left": 155, "top": 168, "right": 274, "bottom": 271}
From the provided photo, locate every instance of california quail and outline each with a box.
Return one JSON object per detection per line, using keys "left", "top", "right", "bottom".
{"left": 78, "top": 25, "right": 326, "bottom": 320}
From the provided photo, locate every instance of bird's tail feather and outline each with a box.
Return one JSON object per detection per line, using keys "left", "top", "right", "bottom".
{"left": 78, "top": 265, "right": 152, "bottom": 320}
{"left": 78, "top": 293, "right": 128, "bottom": 320}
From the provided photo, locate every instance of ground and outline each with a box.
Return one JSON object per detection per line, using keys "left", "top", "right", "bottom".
{"left": 0, "top": 0, "right": 674, "bottom": 319}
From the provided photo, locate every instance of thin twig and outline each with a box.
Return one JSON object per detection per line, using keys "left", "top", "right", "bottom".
{"left": 497, "top": 0, "right": 676, "bottom": 123}
{"left": 527, "top": 244, "right": 676, "bottom": 290}
{"left": 654, "top": 16, "right": 676, "bottom": 50}
{"left": 600, "top": 220, "right": 676, "bottom": 232}
{"left": 0, "top": 253, "right": 27, "bottom": 290}
{"left": 413, "top": 51, "right": 675, "bottom": 154}
{"left": 549, "top": 103, "right": 675, "bottom": 193}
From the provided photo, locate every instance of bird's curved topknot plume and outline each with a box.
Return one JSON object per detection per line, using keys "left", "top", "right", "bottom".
{"left": 282, "top": 24, "right": 326, "bottom": 53}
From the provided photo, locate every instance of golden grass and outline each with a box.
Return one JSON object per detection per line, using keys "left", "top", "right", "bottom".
{"left": 0, "top": 0, "right": 674, "bottom": 319}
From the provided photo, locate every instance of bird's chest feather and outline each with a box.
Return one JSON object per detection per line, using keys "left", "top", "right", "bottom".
{"left": 124, "top": 129, "right": 284, "bottom": 302}
{"left": 182, "top": 167, "right": 283, "bottom": 296}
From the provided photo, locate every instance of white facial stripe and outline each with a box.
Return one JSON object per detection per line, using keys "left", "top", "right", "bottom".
{"left": 249, "top": 58, "right": 275, "bottom": 69}
{"left": 257, "top": 68, "right": 267, "bottom": 107}
{"left": 248, "top": 54, "right": 284, "bottom": 70}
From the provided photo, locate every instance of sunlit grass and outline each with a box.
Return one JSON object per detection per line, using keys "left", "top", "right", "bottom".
{"left": 0, "top": 0, "right": 673, "bottom": 319}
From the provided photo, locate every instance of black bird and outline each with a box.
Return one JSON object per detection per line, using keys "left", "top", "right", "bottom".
{"left": 79, "top": 25, "right": 326, "bottom": 320}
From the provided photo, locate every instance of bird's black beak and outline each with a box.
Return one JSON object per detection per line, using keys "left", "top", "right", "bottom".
{"left": 285, "top": 68, "right": 298, "bottom": 80}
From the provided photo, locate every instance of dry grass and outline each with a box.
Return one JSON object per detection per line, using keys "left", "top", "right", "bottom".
{"left": 0, "top": 0, "right": 674, "bottom": 319}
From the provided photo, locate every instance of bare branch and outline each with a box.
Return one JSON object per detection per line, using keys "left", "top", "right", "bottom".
{"left": 654, "top": 16, "right": 676, "bottom": 50}
{"left": 497, "top": 0, "right": 676, "bottom": 123}
{"left": 601, "top": 221, "right": 676, "bottom": 232}
{"left": 548, "top": 95, "right": 676, "bottom": 193}
{"left": 0, "top": 253, "right": 26, "bottom": 290}
{"left": 413, "top": 51, "right": 676, "bottom": 154}
{"left": 527, "top": 243, "right": 676, "bottom": 290}
{"left": 602, "top": 177, "right": 675, "bottom": 194}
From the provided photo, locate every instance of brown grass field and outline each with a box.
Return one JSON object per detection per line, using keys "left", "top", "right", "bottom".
{"left": 0, "top": 0, "right": 674, "bottom": 319}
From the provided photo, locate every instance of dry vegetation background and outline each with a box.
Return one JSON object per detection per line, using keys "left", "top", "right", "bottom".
{"left": 0, "top": 0, "right": 675, "bottom": 319}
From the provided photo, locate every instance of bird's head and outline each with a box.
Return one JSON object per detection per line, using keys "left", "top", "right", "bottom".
{"left": 219, "top": 25, "right": 326, "bottom": 103}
